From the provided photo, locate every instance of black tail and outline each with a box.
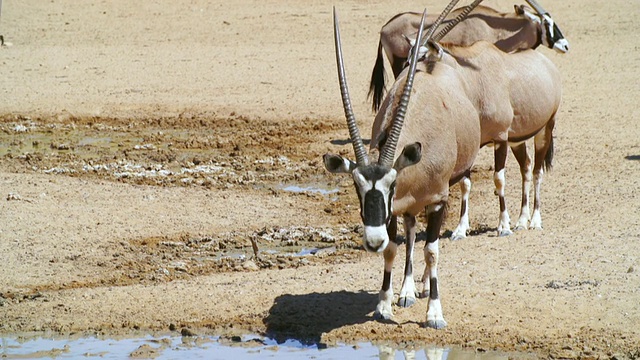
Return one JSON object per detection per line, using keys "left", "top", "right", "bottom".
{"left": 543, "top": 114, "right": 556, "bottom": 172}
{"left": 543, "top": 135, "right": 554, "bottom": 172}
{"left": 368, "top": 41, "right": 387, "bottom": 113}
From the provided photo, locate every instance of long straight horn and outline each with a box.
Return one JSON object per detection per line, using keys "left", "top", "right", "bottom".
{"left": 421, "top": 0, "right": 460, "bottom": 47}
{"left": 433, "top": 0, "right": 484, "bottom": 42}
{"left": 525, "top": 0, "right": 547, "bottom": 15}
{"left": 333, "top": 7, "right": 369, "bottom": 166}
{"left": 378, "top": 9, "right": 428, "bottom": 167}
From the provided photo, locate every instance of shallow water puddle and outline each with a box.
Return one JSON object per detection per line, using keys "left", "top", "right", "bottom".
{"left": 0, "top": 334, "right": 529, "bottom": 359}
{"left": 280, "top": 184, "right": 339, "bottom": 196}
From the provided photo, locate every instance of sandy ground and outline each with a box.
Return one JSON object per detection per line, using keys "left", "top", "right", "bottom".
{"left": 1, "top": 0, "right": 639, "bottom": 358}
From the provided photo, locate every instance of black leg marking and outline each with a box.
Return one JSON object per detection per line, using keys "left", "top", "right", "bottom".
{"left": 429, "top": 278, "right": 439, "bottom": 300}
{"left": 382, "top": 270, "right": 392, "bottom": 292}
{"left": 387, "top": 215, "right": 399, "bottom": 244}
{"left": 425, "top": 205, "right": 445, "bottom": 301}
{"left": 403, "top": 215, "right": 416, "bottom": 278}
{"left": 426, "top": 206, "right": 445, "bottom": 244}
{"left": 499, "top": 195, "right": 507, "bottom": 213}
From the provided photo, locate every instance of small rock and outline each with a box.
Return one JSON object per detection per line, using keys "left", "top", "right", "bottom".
{"left": 181, "top": 328, "right": 196, "bottom": 337}
{"left": 13, "top": 124, "right": 29, "bottom": 133}
{"left": 242, "top": 260, "right": 259, "bottom": 271}
{"left": 627, "top": 266, "right": 635, "bottom": 273}
{"left": 6, "top": 193, "right": 22, "bottom": 201}
{"left": 130, "top": 344, "right": 160, "bottom": 358}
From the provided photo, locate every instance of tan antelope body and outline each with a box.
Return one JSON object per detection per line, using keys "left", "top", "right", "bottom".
{"left": 423, "top": 40, "right": 561, "bottom": 239}
{"left": 324, "top": 7, "right": 480, "bottom": 328}
{"left": 370, "top": 3, "right": 569, "bottom": 112}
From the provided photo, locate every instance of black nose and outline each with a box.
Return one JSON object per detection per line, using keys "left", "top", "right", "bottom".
{"left": 365, "top": 242, "right": 382, "bottom": 252}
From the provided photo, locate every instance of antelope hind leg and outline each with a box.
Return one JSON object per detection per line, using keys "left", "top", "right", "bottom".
{"left": 494, "top": 142, "right": 513, "bottom": 236}
{"left": 511, "top": 143, "right": 532, "bottom": 230}
{"left": 451, "top": 174, "right": 471, "bottom": 240}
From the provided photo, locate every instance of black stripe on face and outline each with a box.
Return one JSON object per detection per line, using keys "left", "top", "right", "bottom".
{"left": 552, "top": 23, "right": 564, "bottom": 42}
{"left": 364, "top": 187, "right": 386, "bottom": 226}
{"left": 354, "top": 165, "right": 396, "bottom": 227}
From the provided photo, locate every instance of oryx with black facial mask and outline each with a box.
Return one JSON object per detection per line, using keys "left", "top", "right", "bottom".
{"left": 324, "top": 3, "right": 480, "bottom": 329}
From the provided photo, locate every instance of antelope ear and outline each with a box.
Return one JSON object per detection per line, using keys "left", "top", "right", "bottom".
{"left": 323, "top": 154, "right": 356, "bottom": 174}
{"left": 514, "top": 5, "right": 525, "bottom": 15}
{"left": 393, "top": 142, "right": 422, "bottom": 171}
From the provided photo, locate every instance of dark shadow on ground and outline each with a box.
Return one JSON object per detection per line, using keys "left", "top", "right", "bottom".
{"left": 625, "top": 155, "right": 640, "bottom": 161}
{"left": 263, "top": 290, "right": 378, "bottom": 345}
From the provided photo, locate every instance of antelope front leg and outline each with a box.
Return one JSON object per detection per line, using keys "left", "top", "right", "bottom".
{"left": 422, "top": 203, "right": 447, "bottom": 329}
{"left": 451, "top": 172, "right": 471, "bottom": 240}
{"left": 398, "top": 214, "right": 418, "bottom": 307}
{"left": 375, "top": 216, "right": 397, "bottom": 320}
{"left": 494, "top": 142, "right": 513, "bottom": 236}
{"left": 511, "top": 143, "right": 532, "bottom": 230}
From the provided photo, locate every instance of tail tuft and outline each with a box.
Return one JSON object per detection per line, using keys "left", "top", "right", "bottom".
{"left": 368, "top": 42, "right": 387, "bottom": 112}
{"left": 543, "top": 135, "right": 554, "bottom": 172}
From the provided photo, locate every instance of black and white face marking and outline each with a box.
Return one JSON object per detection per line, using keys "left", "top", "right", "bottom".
{"left": 352, "top": 165, "right": 397, "bottom": 253}
{"left": 540, "top": 13, "right": 569, "bottom": 53}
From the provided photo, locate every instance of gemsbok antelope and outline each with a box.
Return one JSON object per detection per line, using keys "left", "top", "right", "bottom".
{"left": 370, "top": 0, "right": 569, "bottom": 112}
{"left": 411, "top": 28, "right": 562, "bottom": 241}
{"left": 372, "top": 0, "right": 566, "bottom": 240}
{"left": 324, "top": 5, "right": 481, "bottom": 328}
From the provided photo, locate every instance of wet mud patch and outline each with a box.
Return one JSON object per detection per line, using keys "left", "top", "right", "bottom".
{"left": 122, "top": 225, "right": 366, "bottom": 280}
{"left": 0, "top": 115, "right": 344, "bottom": 190}
{"left": 12, "top": 226, "right": 366, "bottom": 296}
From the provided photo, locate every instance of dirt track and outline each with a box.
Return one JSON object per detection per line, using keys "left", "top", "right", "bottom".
{"left": 1, "top": 0, "right": 639, "bottom": 358}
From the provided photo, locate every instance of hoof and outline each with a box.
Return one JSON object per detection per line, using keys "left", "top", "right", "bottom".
{"left": 398, "top": 296, "right": 416, "bottom": 308}
{"left": 374, "top": 311, "right": 393, "bottom": 321}
{"left": 425, "top": 319, "right": 447, "bottom": 329}
{"left": 450, "top": 233, "right": 466, "bottom": 241}
{"left": 513, "top": 224, "right": 527, "bottom": 231}
{"left": 498, "top": 229, "right": 513, "bottom": 237}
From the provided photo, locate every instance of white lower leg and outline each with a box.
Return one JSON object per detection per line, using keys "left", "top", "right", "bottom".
{"left": 376, "top": 242, "right": 397, "bottom": 319}
{"left": 399, "top": 253, "right": 417, "bottom": 304}
{"left": 452, "top": 177, "right": 471, "bottom": 240}
{"left": 425, "top": 240, "right": 446, "bottom": 328}
{"left": 494, "top": 169, "right": 512, "bottom": 236}
{"left": 530, "top": 170, "right": 544, "bottom": 229}
{"left": 515, "top": 162, "right": 533, "bottom": 230}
